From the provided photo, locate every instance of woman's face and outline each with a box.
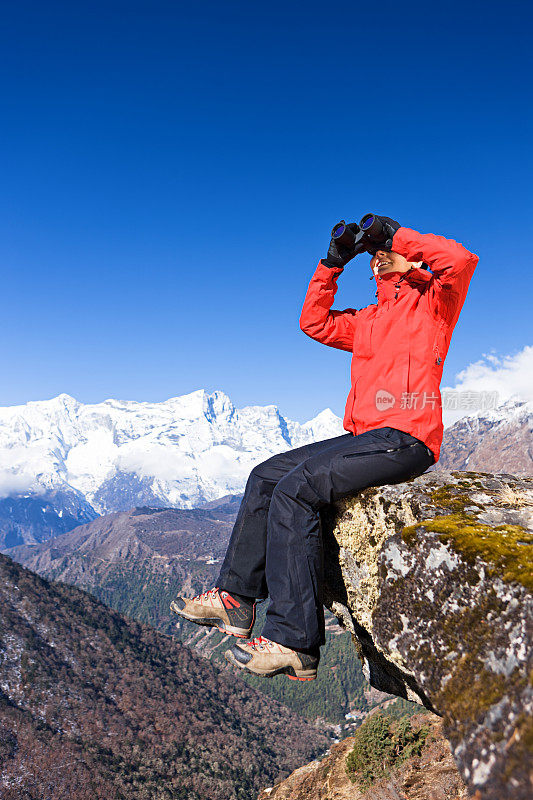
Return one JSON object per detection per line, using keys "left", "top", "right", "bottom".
{"left": 370, "top": 249, "right": 411, "bottom": 277}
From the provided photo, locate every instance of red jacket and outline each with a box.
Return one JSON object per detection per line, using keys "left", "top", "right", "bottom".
{"left": 299, "top": 227, "right": 479, "bottom": 462}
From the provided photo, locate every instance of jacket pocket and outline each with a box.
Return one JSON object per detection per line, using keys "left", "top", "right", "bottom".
{"left": 353, "top": 320, "right": 374, "bottom": 358}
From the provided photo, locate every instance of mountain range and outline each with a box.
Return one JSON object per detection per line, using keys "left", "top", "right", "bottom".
{"left": 2, "top": 391, "right": 530, "bottom": 796}
{"left": 0, "top": 391, "right": 531, "bottom": 550}
{"left": 0, "top": 390, "right": 343, "bottom": 517}
{"left": 438, "top": 396, "right": 532, "bottom": 473}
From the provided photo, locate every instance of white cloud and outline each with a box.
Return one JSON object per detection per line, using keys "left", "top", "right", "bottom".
{"left": 442, "top": 345, "right": 533, "bottom": 427}
{"left": 115, "top": 445, "right": 195, "bottom": 483}
{"left": 0, "top": 471, "right": 36, "bottom": 499}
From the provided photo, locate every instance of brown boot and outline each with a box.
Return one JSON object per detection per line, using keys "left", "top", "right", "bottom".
{"left": 170, "top": 587, "right": 255, "bottom": 638}
{"left": 225, "top": 635, "right": 319, "bottom": 681}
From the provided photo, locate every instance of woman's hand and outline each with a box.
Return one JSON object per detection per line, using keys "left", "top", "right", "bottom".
{"left": 321, "top": 222, "right": 366, "bottom": 269}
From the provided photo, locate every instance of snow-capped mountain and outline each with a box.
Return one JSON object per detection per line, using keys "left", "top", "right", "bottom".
{"left": 0, "top": 390, "right": 345, "bottom": 515}
{"left": 1, "top": 389, "right": 530, "bottom": 546}
{"left": 439, "top": 397, "right": 532, "bottom": 473}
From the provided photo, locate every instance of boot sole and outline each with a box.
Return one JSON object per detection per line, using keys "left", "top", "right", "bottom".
{"left": 224, "top": 649, "right": 317, "bottom": 681}
{"left": 170, "top": 602, "right": 251, "bottom": 638}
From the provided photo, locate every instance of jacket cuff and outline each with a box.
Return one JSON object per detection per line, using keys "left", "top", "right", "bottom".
{"left": 318, "top": 259, "right": 344, "bottom": 274}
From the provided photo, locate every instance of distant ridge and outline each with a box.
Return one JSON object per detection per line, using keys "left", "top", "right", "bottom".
{"left": 439, "top": 397, "right": 532, "bottom": 474}
{"left": 6, "top": 501, "right": 238, "bottom": 630}
{"left": 5, "top": 500, "right": 374, "bottom": 727}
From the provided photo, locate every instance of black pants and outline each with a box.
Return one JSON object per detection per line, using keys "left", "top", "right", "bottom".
{"left": 217, "top": 426, "right": 434, "bottom": 649}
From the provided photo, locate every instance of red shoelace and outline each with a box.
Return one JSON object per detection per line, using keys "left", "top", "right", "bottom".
{"left": 191, "top": 588, "right": 242, "bottom": 611}
{"left": 247, "top": 636, "right": 285, "bottom": 652}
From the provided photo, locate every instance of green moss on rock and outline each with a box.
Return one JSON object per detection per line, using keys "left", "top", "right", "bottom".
{"left": 406, "top": 591, "right": 520, "bottom": 727}
{"left": 402, "top": 512, "right": 532, "bottom": 591}
{"left": 503, "top": 712, "right": 533, "bottom": 781}
{"left": 429, "top": 486, "right": 471, "bottom": 513}
{"left": 401, "top": 524, "right": 420, "bottom": 546}
{"left": 439, "top": 663, "right": 508, "bottom": 726}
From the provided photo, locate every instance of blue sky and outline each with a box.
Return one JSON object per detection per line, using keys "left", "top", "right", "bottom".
{"left": 1, "top": 0, "right": 532, "bottom": 422}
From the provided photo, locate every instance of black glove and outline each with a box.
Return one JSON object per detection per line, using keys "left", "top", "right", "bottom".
{"left": 364, "top": 215, "right": 401, "bottom": 255}
{"left": 321, "top": 222, "right": 367, "bottom": 269}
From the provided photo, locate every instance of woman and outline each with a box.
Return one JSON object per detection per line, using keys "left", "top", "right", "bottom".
{"left": 171, "top": 215, "right": 479, "bottom": 681}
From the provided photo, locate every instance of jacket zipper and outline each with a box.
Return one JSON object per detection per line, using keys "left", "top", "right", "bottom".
{"left": 343, "top": 442, "right": 419, "bottom": 459}
{"left": 393, "top": 271, "right": 410, "bottom": 300}
{"left": 433, "top": 321, "right": 446, "bottom": 366}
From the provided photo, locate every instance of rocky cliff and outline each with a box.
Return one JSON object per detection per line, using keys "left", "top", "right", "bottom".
{"left": 316, "top": 470, "right": 532, "bottom": 800}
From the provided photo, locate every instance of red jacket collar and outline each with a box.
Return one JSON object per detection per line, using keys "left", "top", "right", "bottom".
{"left": 373, "top": 266, "right": 432, "bottom": 302}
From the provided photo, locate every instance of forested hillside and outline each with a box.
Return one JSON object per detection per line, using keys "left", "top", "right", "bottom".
{"left": 0, "top": 554, "right": 328, "bottom": 800}
{"left": 9, "top": 504, "right": 377, "bottom": 726}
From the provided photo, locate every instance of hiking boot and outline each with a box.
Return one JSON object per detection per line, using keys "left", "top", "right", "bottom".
{"left": 225, "top": 635, "right": 319, "bottom": 681}
{"left": 170, "top": 587, "right": 256, "bottom": 638}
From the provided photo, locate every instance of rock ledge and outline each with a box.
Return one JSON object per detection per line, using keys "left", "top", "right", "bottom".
{"left": 320, "top": 470, "right": 533, "bottom": 800}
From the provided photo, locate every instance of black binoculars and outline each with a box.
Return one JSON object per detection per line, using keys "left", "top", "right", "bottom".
{"left": 332, "top": 214, "right": 391, "bottom": 253}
